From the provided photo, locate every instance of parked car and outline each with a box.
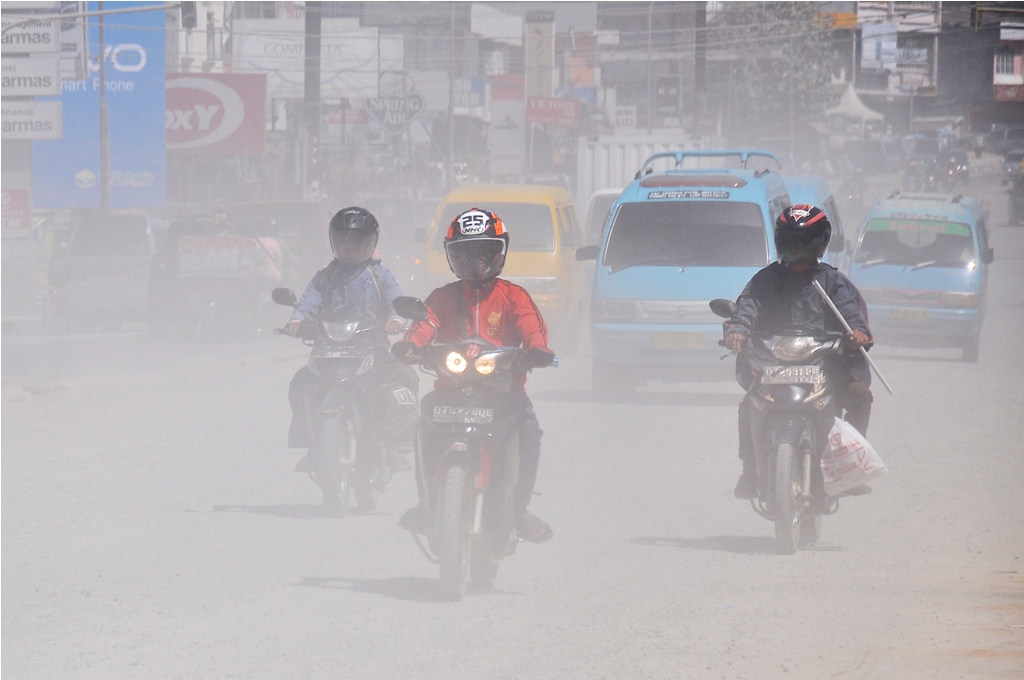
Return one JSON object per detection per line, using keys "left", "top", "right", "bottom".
{"left": 1001, "top": 147, "right": 1024, "bottom": 186}
{"left": 1010, "top": 178, "right": 1024, "bottom": 225}
{"left": 225, "top": 201, "right": 334, "bottom": 284}
{"left": 840, "top": 138, "right": 904, "bottom": 175}
{"left": 576, "top": 149, "right": 796, "bottom": 394}
{"left": 987, "top": 124, "right": 1024, "bottom": 155}
{"left": 49, "top": 213, "right": 169, "bottom": 332}
{"left": 419, "top": 183, "right": 587, "bottom": 354}
{"left": 847, "top": 191, "right": 992, "bottom": 362}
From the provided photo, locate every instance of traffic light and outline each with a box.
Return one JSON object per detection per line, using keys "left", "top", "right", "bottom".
{"left": 181, "top": 1, "right": 197, "bottom": 30}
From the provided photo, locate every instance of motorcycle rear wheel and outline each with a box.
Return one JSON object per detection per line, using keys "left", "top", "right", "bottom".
{"left": 318, "top": 409, "right": 355, "bottom": 518}
{"left": 437, "top": 463, "right": 472, "bottom": 601}
{"left": 773, "top": 442, "right": 802, "bottom": 554}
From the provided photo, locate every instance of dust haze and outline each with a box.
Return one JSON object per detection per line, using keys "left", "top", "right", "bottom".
{"left": 3, "top": 2, "right": 1023, "bottom": 678}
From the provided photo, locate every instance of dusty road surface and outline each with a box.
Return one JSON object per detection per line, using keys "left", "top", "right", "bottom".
{"left": 4, "top": 178, "right": 1022, "bottom": 679}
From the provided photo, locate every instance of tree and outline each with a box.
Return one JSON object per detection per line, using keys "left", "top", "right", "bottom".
{"left": 709, "top": 2, "right": 843, "bottom": 145}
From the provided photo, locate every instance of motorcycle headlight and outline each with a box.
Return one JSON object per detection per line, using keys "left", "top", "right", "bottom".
{"left": 769, "top": 335, "right": 820, "bottom": 362}
{"left": 323, "top": 320, "right": 360, "bottom": 342}
{"left": 474, "top": 353, "right": 497, "bottom": 375}
{"left": 446, "top": 351, "right": 468, "bottom": 374}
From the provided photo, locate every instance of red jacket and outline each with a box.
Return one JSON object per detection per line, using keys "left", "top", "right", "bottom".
{"left": 403, "top": 278, "right": 551, "bottom": 390}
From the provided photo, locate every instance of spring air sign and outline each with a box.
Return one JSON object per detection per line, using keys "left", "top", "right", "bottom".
{"left": 32, "top": 2, "right": 165, "bottom": 209}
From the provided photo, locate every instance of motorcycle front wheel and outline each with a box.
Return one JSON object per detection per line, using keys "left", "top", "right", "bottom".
{"left": 773, "top": 442, "right": 802, "bottom": 554}
{"left": 354, "top": 440, "right": 385, "bottom": 512}
{"left": 437, "top": 463, "right": 473, "bottom": 601}
{"left": 318, "top": 408, "right": 356, "bottom": 517}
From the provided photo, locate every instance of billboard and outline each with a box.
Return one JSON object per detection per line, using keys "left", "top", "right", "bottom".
{"left": 166, "top": 73, "right": 266, "bottom": 155}
{"left": 31, "top": 1, "right": 165, "bottom": 209}
{"left": 232, "top": 18, "right": 402, "bottom": 99}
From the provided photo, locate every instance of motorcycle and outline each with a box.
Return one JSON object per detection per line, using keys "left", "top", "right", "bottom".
{"left": 710, "top": 299, "right": 855, "bottom": 554}
{"left": 393, "top": 296, "right": 553, "bottom": 600}
{"left": 272, "top": 288, "right": 417, "bottom": 517}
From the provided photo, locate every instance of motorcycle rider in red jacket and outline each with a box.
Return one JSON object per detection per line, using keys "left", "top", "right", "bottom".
{"left": 393, "top": 208, "right": 555, "bottom": 543}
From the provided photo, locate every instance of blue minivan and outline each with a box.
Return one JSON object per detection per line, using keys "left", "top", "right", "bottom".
{"left": 576, "top": 149, "right": 821, "bottom": 394}
{"left": 847, "top": 191, "right": 993, "bottom": 362}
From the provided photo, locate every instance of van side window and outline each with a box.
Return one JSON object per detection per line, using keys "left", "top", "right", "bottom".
{"left": 559, "top": 206, "right": 578, "bottom": 248}
{"left": 768, "top": 196, "right": 789, "bottom": 226}
{"left": 824, "top": 197, "right": 844, "bottom": 242}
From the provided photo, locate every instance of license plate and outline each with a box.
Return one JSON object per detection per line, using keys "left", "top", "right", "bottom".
{"left": 891, "top": 308, "right": 929, "bottom": 321}
{"left": 651, "top": 331, "right": 707, "bottom": 349}
{"left": 762, "top": 365, "right": 823, "bottom": 385}
{"left": 314, "top": 348, "right": 364, "bottom": 359}
{"left": 432, "top": 405, "right": 494, "bottom": 424}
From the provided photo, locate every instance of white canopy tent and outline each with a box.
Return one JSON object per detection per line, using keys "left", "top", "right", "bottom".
{"left": 827, "top": 85, "right": 884, "bottom": 136}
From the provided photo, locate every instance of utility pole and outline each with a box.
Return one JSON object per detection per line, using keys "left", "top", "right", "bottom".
{"left": 98, "top": 1, "right": 110, "bottom": 210}
{"left": 304, "top": 1, "right": 322, "bottom": 200}
{"left": 447, "top": 2, "right": 455, "bottom": 189}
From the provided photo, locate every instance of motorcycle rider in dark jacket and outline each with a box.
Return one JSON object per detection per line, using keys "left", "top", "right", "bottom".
{"left": 723, "top": 204, "right": 873, "bottom": 499}
{"left": 392, "top": 208, "right": 556, "bottom": 543}
{"left": 283, "top": 207, "right": 418, "bottom": 468}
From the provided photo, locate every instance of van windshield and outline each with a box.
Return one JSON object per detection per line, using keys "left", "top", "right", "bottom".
{"left": 602, "top": 201, "right": 768, "bottom": 269}
{"left": 70, "top": 215, "right": 150, "bottom": 257}
{"left": 435, "top": 202, "right": 554, "bottom": 252}
{"left": 856, "top": 218, "right": 976, "bottom": 267}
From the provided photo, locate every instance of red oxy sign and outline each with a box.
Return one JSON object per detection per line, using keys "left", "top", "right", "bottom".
{"left": 166, "top": 74, "right": 267, "bottom": 155}
{"left": 526, "top": 96, "right": 580, "bottom": 127}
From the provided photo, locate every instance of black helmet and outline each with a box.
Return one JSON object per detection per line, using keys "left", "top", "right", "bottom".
{"left": 774, "top": 204, "right": 831, "bottom": 264}
{"left": 444, "top": 208, "right": 510, "bottom": 282}
{"left": 329, "top": 206, "right": 379, "bottom": 264}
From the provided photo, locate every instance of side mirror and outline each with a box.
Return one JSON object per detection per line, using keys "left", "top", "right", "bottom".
{"left": 983, "top": 247, "right": 994, "bottom": 264}
{"left": 575, "top": 245, "right": 599, "bottom": 261}
{"left": 392, "top": 295, "right": 429, "bottom": 322}
{"left": 709, "top": 298, "right": 737, "bottom": 319}
{"left": 271, "top": 287, "right": 298, "bottom": 307}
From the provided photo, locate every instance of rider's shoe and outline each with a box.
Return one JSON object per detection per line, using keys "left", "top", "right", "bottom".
{"left": 398, "top": 504, "right": 428, "bottom": 534}
{"left": 733, "top": 470, "right": 758, "bottom": 500}
{"left": 515, "top": 510, "right": 553, "bottom": 543}
{"left": 386, "top": 450, "right": 413, "bottom": 472}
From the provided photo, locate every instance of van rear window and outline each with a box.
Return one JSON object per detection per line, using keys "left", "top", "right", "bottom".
{"left": 70, "top": 216, "right": 150, "bottom": 257}
{"left": 602, "top": 201, "right": 767, "bottom": 269}
{"left": 856, "top": 218, "right": 975, "bottom": 267}
{"left": 436, "top": 202, "right": 554, "bottom": 252}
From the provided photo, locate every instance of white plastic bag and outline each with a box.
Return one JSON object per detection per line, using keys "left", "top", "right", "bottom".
{"left": 820, "top": 417, "right": 887, "bottom": 496}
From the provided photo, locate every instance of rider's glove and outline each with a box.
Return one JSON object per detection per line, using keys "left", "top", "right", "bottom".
{"left": 842, "top": 329, "right": 871, "bottom": 352}
{"left": 724, "top": 333, "right": 746, "bottom": 354}
{"left": 528, "top": 348, "right": 556, "bottom": 368}
{"left": 391, "top": 341, "right": 417, "bottom": 362}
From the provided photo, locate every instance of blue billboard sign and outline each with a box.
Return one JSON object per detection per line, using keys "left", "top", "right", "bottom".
{"left": 32, "top": 2, "right": 166, "bottom": 209}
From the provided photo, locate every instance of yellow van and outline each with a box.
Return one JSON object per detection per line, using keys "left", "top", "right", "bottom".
{"left": 419, "top": 184, "right": 586, "bottom": 353}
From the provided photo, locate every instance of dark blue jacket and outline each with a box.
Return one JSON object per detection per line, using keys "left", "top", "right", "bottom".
{"left": 723, "top": 262, "right": 873, "bottom": 386}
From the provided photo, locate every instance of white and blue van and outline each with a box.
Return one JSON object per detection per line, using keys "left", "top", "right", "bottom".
{"left": 847, "top": 191, "right": 992, "bottom": 362}
{"left": 577, "top": 149, "right": 799, "bottom": 395}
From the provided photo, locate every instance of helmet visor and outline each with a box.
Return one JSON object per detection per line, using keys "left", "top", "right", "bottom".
{"left": 445, "top": 238, "right": 506, "bottom": 281}
{"left": 775, "top": 229, "right": 827, "bottom": 264}
{"left": 331, "top": 229, "right": 377, "bottom": 264}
